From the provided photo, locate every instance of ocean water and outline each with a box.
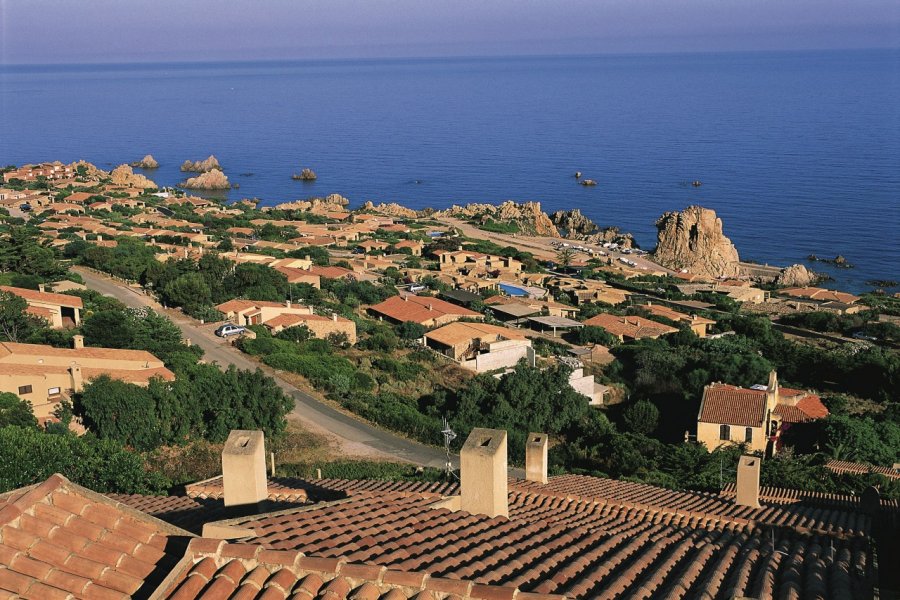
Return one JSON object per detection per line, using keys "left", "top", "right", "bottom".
{"left": 1, "top": 51, "right": 898, "bottom": 292}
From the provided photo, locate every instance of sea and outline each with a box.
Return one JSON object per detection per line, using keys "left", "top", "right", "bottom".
{"left": 1, "top": 50, "right": 898, "bottom": 293}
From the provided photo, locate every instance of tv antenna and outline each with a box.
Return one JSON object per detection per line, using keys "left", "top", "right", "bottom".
{"left": 441, "top": 417, "right": 457, "bottom": 478}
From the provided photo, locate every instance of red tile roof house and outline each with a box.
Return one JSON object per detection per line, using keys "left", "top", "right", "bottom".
{"left": 0, "top": 426, "right": 891, "bottom": 599}
{"left": 696, "top": 371, "right": 828, "bottom": 456}
{"left": 215, "top": 299, "right": 357, "bottom": 344}
{"left": 0, "top": 285, "right": 83, "bottom": 328}
{"left": 582, "top": 313, "right": 678, "bottom": 342}
{"left": 368, "top": 294, "right": 484, "bottom": 328}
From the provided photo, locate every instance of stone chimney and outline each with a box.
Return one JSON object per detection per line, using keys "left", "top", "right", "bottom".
{"left": 765, "top": 370, "right": 780, "bottom": 411}
{"left": 735, "top": 455, "right": 761, "bottom": 508}
{"left": 525, "top": 433, "right": 548, "bottom": 484}
{"left": 72, "top": 335, "right": 84, "bottom": 350}
{"left": 222, "top": 430, "right": 267, "bottom": 507}
{"left": 460, "top": 428, "right": 508, "bottom": 518}
{"left": 69, "top": 364, "right": 84, "bottom": 393}
{"left": 427, "top": 303, "right": 433, "bottom": 311}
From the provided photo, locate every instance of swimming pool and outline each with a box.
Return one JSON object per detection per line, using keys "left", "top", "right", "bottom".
{"left": 499, "top": 283, "right": 528, "bottom": 297}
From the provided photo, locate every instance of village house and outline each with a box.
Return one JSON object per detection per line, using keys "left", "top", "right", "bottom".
{"left": 215, "top": 299, "right": 357, "bottom": 343}
{"left": 0, "top": 188, "right": 28, "bottom": 206}
{"left": 393, "top": 239, "right": 424, "bottom": 256}
{"left": 696, "top": 371, "right": 828, "bottom": 455}
{"left": 424, "top": 321, "right": 531, "bottom": 372}
{"left": 434, "top": 249, "right": 522, "bottom": 275}
{"left": 583, "top": 313, "right": 678, "bottom": 341}
{"left": 641, "top": 301, "right": 716, "bottom": 337}
{"left": 0, "top": 285, "right": 82, "bottom": 328}
{"left": 356, "top": 239, "right": 390, "bottom": 254}
{"left": 2, "top": 161, "right": 74, "bottom": 182}
{"left": 484, "top": 295, "right": 577, "bottom": 319}
{"left": 0, "top": 336, "right": 173, "bottom": 423}
{"left": 368, "top": 294, "right": 483, "bottom": 327}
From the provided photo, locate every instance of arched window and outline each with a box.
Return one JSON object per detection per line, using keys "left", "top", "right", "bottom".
{"left": 745, "top": 427, "right": 753, "bottom": 443}
{"left": 719, "top": 424, "right": 731, "bottom": 440}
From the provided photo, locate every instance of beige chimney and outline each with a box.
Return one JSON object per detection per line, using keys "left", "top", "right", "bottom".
{"left": 332, "top": 312, "right": 338, "bottom": 322}
{"left": 427, "top": 303, "right": 433, "bottom": 311}
{"left": 286, "top": 300, "right": 292, "bottom": 308}
{"left": 525, "top": 433, "right": 549, "bottom": 484}
{"left": 735, "top": 455, "right": 761, "bottom": 508}
{"left": 460, "top": 428, "right": 508, "bottom": 518}
{"left": 69, "top": 364, "right": 84, "bottom": 393}
{"left": 72, "top": 335, "right": 84, "bottom": 350}
{"left": 38, "top": 284, "right": 46, "bottom": 293}
{"left": 222, "top": 430, "right": 268, "bottom": 507}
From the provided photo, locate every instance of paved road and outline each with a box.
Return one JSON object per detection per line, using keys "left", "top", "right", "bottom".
{"left": 74, "top": 268, "right": 453, "bottom": 469}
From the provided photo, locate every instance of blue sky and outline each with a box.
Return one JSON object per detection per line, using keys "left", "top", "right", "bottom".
{"left": 1, "top": 0, "right": 898, "bottom": 64}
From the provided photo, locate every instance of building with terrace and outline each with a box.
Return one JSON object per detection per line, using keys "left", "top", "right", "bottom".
{"left": 0, "top": 426, "right": 893, "bottom": 599}
{"left": 0, "top": 284, "right": 83, "bottom": 328}
{"left": 368, "top": 294, "right": 483, "bottom": 327}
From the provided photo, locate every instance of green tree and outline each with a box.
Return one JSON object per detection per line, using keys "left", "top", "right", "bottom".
{"left": 163, "top": 272, "right": 213, "bottom": 315}
{"left": 623, "top": 400, "right": 660, "bottom": 435}
{"left": 0, "top": 292, "right": 43, "bottom": 342}
{"left": 0, "top": 392, "right": 37, "bottom": 428}
{"left": 77, "top": 376, "right": 161, "bottom": 451}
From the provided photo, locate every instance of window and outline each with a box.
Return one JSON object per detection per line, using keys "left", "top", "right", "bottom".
{"left": 719, "top": 424, "right": 731, "bottom": 440}
{"left": 48, "top": 387, "right": 61, "bottom": 396}
{"left": 18, "top": 385, "right": 33, "bottom": 395}
{"left": 745, "top": 427, "right": 753, "bottom": 443}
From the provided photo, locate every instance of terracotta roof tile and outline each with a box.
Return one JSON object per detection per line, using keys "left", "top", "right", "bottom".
{"left": 369, "top": 295, "right": 481, "bottom": 325}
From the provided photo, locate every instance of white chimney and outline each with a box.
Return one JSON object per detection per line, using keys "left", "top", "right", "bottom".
{"left": 38, "top": 284, "right": 46, "bottom": 293}
{"left": 286, "top": 300, "right": 292, "bottom": 308}
{"left": 72, "top": 335, "right": 84, "bottom": 350}
{"left": 460, "top": 428, "right": 508, "bottom": 518}
{"left": 525, "top": 433, "right": 548, "bottom": 484}
{"left": 222, "top": 430, "right": 268, "bottom": 507}
{"left": 736, "top": 455, "right": 761, "bottom": 508}
{"left": 332, "top": 312, "right": 338, "bottom": 322}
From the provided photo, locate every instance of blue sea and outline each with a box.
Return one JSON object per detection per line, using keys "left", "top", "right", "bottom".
{"left": 1, "top": 50, "right": 898, "bottom": 292}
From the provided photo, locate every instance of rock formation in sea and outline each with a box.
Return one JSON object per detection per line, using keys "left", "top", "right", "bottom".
{"left": 551, "top": 209, "right": 635, "bottom": 248}
{"left": 110, "top": 165, "right": 156, "bottom": 189}
{"left": 292, "top": 168, "right": 317, "bottom": 181}
{"left": 131, "top": 154, "right": 159, "bottom": 169}
{"left": 580, "top": 179, "right": 598, "bottom": 186}
{"left": 776, "top": 264, "right": 819, "bottom": 287}
{"left": 653, "top": 206, "right": 740, "bottom": 278}
{"left": 180, "top": 155, "right": 221, "bottom": 173}
{"left": 182, "top": 168, "right": 230, "bottom": 190}
{"left": 433, "top": 201, "right": 560, "bottom": 237}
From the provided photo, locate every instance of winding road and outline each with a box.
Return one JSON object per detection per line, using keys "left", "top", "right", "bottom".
{"left": 74, "top": 267, "right": 452, "bottom": 469}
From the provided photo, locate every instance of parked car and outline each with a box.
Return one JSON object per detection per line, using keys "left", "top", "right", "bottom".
{"left": 215, "top": 324, "right": 247, "bottom": 338}
{"left": 19, "top": 203, "right": 31, "bottom": 212}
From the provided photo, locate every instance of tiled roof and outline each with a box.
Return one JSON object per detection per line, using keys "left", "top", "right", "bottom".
{"left": 582, "top": 314, "right": 677, "bottom": 339}
{"left": 215, "top": 299, "right": 288, "bottom": 313}
{"left": 0, "top": 474, "right": 190, "bottom": 599}
{"left": 207, "top": 482, "right": 875, "bottom": 599}
{"left": 369, "top": 295, "right": 481, "bottom": 324}
{"left": 0, "top": 341, "right": 160, "bottom": 363}
{"left": 307, "top": 265, "right": 354, "bottom": 279}
{"left": 780, "top": 287, "right": 860, "bottom": 304}
{"left": 0, "top": 285, "right": 83, "bottom": 309}
{"left": 698, "top": 384, "right": 767, "bottom": 427}
{"left": 156, "top": 539, "right": 562, "bottom": 600}
{"left": 425, "top": 322, "right": 526, "bottom": 347}
{"left": 825, "top": 460, "right": 900, "bottom": 480}
{"left": 774, "top": 392, "right": 829, "bottom": 423}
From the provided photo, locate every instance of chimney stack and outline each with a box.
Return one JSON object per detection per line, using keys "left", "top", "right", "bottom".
{"left": 72, "top": 335, "right": 84, "bottom": 350}
{"left": 69, "top": 364, "right": 84, "bottom": 393}
{"left": 460, "top": 428, "right": 508, "bottom": 518}
{"left": 525, "top": 433, "right": 548, "bottom": 484}
{"left": 38, "top": 284, "right": 46, "bottom": 293}
{"left": 332, "top": 312, "right": 338, "bottom": 322}
{"left": 735, "top": 455, "right": 761, "bottom": 508}
{"left": 222, "top": 430, "right": 268, "bottom": 507}
{"left": 286, "top": 300, "right": 292, "bottom": 308}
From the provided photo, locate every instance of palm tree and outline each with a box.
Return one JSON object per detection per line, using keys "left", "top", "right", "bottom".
{"left": 556, "top": 247, "right": 575, "bottom": 271}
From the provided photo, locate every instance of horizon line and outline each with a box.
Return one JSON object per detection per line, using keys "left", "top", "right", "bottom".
{"left": 2, "top": 44, "right": 897, "bottom": 69}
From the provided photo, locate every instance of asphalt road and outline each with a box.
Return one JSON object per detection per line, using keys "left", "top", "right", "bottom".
{"left": 74, "top": 267, "right": 453, "bottom": 469}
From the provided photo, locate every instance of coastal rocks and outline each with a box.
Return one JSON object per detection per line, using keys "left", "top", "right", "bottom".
{"left": 584, "top": 227, "right": 636, "bottom": 249}
{"left": 292, "top": 168, "right": 317, "bottom": 181}
{"left": 131, "top": 154, "right": 159, "bottom": 169}
{"left": 362, "top": 201, "right": 420, "bottom": 219}
{"left": 580, "top": 179, "right": 598, "bottom": 186}
{"left": 776, "top": 264, "right": 819, "bottom": 287}
{"left": 182, "top": 168, "right": 230, "bottom": 190}
{"left": 180, "top": 155, "right": 221, "bottom": 173}
{"left": 653, "top": 206, "right": 740, "bottom": 278}
{"left": 110, "top": 164, "right": 156, "bottom": 189}
{"left": 808, "top": 254, "right": 854, "bottom": 269}
{"left": 552, "top": 209, "right": 597, "bottom": 238}
{"left": 433, "top": 201, "right": 560, "bottom": 236}
{"left": 269, "top": 194, "right": 349, "bottom": 212}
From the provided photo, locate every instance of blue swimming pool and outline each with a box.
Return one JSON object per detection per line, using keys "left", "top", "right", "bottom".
{"left": 499, "top": 283, "right": 528, "bottom": 297}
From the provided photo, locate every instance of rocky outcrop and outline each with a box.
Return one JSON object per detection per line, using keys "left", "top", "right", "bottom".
{"left": 110, "top": 165, "right": 156, "bottom": 189}
{"left": 433, "top": 201, "right": 559, "bottom": 237}
{"left": 182, "top": 168, "right": 230, "bottom": 190}
{"left": 180, "top": 155, "right": 221, "bottom": 173}
{"left": 131, "top": 154, "right": 159, "bottom": 169}
{"left": 362, "top": 201, "right": 420, "bottom": 219}
{"left": 69, "top": 161, "right": 107, "bottom": 179}
{"left": 292, "top": 168, "right": 317, "bottom": 181}
{"left": 653, "top": 206, "right": 740, "bottom": 278}
{"left": 268, "top": 194, "right": 349, "bottom": 213}
{"left": 584, "top": 227, "right": 636, "bottom": 249}
{"left": 552, "top": 209, "right": 596, "bottom": 238}
{"left": 580, "top": 179, "right": 597, "bottom": 186}
{"left": 776, "top": 264, "right": 819, "bottom": 287}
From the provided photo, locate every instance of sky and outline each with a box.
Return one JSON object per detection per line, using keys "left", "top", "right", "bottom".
{"left": 1, "top": 0, "right": 899, "bottom": 64}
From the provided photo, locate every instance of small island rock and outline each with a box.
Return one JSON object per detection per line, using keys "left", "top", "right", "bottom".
{"left": 182, "top": 168, "right": 230, "bottom": 190}
{"left": 131, "top": 154, "right": 159, "bottom": 169}
{"left": 180, "top": 155, "right": 221, "bottom": 173}
{"left": 292, "top": 168, "right": 317, "bottom": 181}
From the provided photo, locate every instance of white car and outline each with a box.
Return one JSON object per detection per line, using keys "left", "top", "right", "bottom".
{"left": 215, "top": 324, "right": 247, "bottom": 338}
